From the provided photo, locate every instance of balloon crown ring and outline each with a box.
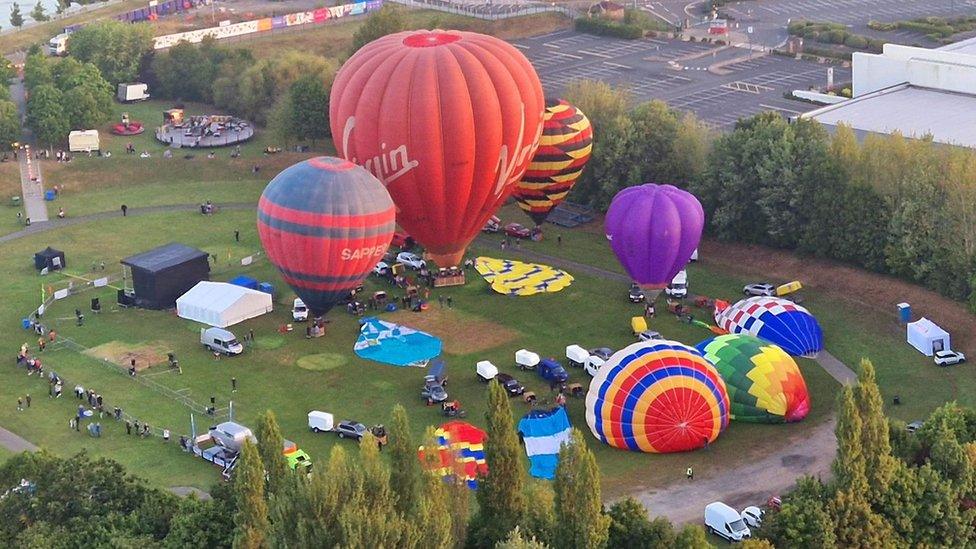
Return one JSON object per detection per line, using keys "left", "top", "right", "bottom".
{"left": 403, "top": 32, "right": 462, "bottom": 48}
{"left": 308, "top": 157, "right": 355, "bottom": 171}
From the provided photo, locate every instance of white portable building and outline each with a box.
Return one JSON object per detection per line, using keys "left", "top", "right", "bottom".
{"left": 907, "top": 317, "right": 950, "bottom": 356}
{"left": 177, "top": 281, "right": 272, "bottom": 328}
{"left": 68, "top": 130, "right": 99, "bottom": 152}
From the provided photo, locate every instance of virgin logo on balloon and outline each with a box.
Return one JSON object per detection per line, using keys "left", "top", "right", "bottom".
{"left": 341, "top": 116, "right": 419, "bottom": 185}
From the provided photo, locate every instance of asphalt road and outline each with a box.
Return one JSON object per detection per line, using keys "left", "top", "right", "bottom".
{"left": 642, "top": 0, "right": 976, "bottom": 50}
{"left": 514, "top": 30, "right": 850, "bottom": 129}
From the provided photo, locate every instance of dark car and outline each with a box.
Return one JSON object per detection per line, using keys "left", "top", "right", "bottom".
{"left": 538, "top": 358, "right": 569, "bottom": 383}
{"left": 336, "top": 420, "right": 368, "bottom": 441}
{"left": 421, "top": 380, "right": 449, "bottom": 403}
{"left": 628, "top": 283, "right": 645, "bottom": 303}
{"left": 504, "top": 223, "right": 532, "bottom": 239}
{"left": 589, "top": 347, "right": 613, "bottom": 361}
{"left": 495, "top": 373, "right": 525, "bottom": 396}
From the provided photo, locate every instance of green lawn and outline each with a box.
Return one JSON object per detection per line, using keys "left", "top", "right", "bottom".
{"left": 0, "top": 208, "right": 837, "bottom": 494}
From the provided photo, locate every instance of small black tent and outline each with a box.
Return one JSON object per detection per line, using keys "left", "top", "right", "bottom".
{"left": 34, "top": 247, "right": 66, "bottom": 271}
{"left": 121, "top": 243, "right": 210, "bottom": 310}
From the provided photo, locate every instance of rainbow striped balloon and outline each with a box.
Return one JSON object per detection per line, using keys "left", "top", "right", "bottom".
{"left": 585, "top": 340, "right": 730, "bottom": 453}
{"left": 513, "top": 99, "right": 593, "bottom": 226}
{"left": 696, "top": 334, "right": 810, "bottom": 423}
{"left": 257, "top": 157, "right": 395, "bottom": 317}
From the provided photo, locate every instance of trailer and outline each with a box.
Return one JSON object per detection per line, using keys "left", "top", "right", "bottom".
{"left": 117, "top": 82, "right": 150, "bottom": 102}
{"left": 68, "top": 130, "right": 99, "bottom": 153}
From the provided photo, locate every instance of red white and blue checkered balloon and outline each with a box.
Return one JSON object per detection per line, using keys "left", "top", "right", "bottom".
{"left": 714, "top": 296, "right": 823, "bottom": 358}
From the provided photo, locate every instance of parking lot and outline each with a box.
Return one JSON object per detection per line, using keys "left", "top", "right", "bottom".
{"left": 513, "top": 31, "right": 850, "bottom": 130}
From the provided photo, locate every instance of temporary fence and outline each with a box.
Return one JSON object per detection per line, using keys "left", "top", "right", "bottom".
{"left": 151, "top": 0, "right": 384, "bottom": 49}
{"left": 388, "top": 0, "right": 573, "bottom": 21}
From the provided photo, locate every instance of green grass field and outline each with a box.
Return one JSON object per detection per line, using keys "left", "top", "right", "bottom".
{"left": 0, "top": 207, "right": 839, "bottom": 494}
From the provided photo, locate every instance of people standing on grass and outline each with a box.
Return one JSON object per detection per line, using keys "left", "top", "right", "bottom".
{"left": 25, "top": 394, "right": 31, "bottom": 408}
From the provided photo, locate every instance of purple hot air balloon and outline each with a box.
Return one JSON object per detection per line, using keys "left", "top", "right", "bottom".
{"left": 605, "top": 184, "right": 704, "bottom": 291}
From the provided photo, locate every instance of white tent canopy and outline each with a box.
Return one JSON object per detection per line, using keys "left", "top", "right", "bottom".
{"left": 176, "top": 281, "right": 272, "bottom": 328}
{"left": 907, "top": 317, "right": 950, "bottom": 356}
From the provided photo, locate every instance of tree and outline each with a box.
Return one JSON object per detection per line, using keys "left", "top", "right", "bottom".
{"left": 338, "top": 434, "right": 411, "bottom": 548}
{"left": 63, "top": 84, "right": 112, "bottom": 130}
{"left": 497, "top": 526, "right": 549, "bottom": 549}
{"left": 164, "top": 495, "right": 235, "bottom": 548}
{"left": 274, "top": 74, "right": 332, "bottom": 145}
{"left": 469, "top": 380, "right": 528, "bottom": 547}
{"left": 832, "top": 387, "right": 866, "bottom": 491}
{"left": 562, "top": 79, "right": 636, "bottom": 208}
{"left": 68, "top": 21, "right": 154, "bottom": 84}
{"left": 554, "top": 429, "right": 610, "bottom": 549}
{"left": 349, "top": 4, "right": 405, "bottom": 56}
{"left": 222, "top": 51, "right": 335, "bottom": 124}
{"left": 23, "top": 52, "right": 51, "bottom": 91}
{"left": 852, "top": 360, "right": 897, "bottom": 506}
{"left": 30, "top": 1, "right": 47, "bottom": 22}
{"left": 607, "top": 498, "right": 675, "bottom": 548}
{"left": 255, "top": 410, "right": 290, "bottom": 496}
{"left": 389, "top": 404, "right": 422, "bottom": 517}
{"left": 232, "top": 441, "right": 269, "bottom": 549}
{"left": 740, "top": 540, "right": 776, "bottom": 549}
{"left": 0, "top": 101, "right": 21, "bottom": 150}
{"left": 26, "top": 84, "right": 67, "bottom": 148}
{"left": 9, "top": 3, "right": 23, "bottom": 27}
{"left": 829, "top": 487, "right": 895, "bottom": 548}
{"left": 673, "top": 524, "right": 713, "bottom": 548}
{"left": 415, "top": 468, "right": 453, "bottom": 549}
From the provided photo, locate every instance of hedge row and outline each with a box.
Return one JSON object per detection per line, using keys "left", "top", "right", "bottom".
{"left": 574, "top": 17, "right": 643, "bottom": 39}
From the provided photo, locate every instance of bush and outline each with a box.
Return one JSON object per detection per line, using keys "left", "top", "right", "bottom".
{"left": 844, "top": 35, "right": 868, "bottom": 49}
{"left": 840, "top": 87, "right": 852, "bottom": 98}
{"left": 828, "top": 29, "right": 848, "bottom": 44}
{"left": 788, "top": 21, "right": 810, "bottom": 35}
{"left": 867, "top": 20, "right": 896, "bottom": 31}
{"left": 574, "top": 17, "right": 643, "bottom": 39}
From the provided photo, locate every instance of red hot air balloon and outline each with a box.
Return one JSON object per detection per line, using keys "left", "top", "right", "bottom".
{"left": 513, "top": 99, "right": 593, "bottom": 226}
{"left": 330, "top": 29, "right": 546, "bottom": 267}
{"left": 257, "top": 157, "right": 395, "bottom": 318}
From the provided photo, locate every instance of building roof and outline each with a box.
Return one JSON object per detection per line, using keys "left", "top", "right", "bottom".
{"left": 937, "top": 36, "right": 976, "bottom": 56}
{"left": 802, "top": 84, "right": 976, "bottom": 148}
{"left": 122, "top": 243, "right": 209, "bottom": 272}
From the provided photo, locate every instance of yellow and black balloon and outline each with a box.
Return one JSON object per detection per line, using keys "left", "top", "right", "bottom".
{"left": 513, "top": 99, "right": 593, "bottom": 226}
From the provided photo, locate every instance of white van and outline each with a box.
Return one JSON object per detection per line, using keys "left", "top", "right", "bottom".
{"left": 665, "top": 270, "right": 688, "bottom": 299}
{"left": 292, "top": 298, "right": 308, "bottom": 322}
{"left": 308, "top": 411, "right": 334, "bottom": 433}
{"left": 201, "top": 327, "right": 244, "bottom": 356}
{"left": 476, "top": 360, "right": 498, "bottom": 382}
{"left": 704, "top": 502, "right": 751, "bottom": 542}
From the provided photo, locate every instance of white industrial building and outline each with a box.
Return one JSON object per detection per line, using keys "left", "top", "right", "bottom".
{"left": 801, "top": 37, "right": 976, "bottom": 148}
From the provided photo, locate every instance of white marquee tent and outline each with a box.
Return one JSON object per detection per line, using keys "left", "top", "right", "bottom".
{"left": 907, "top": 317, "right": 950, "bottom": 356}
{"left": 176, "top": 281, "right": 273, "bottom": 328}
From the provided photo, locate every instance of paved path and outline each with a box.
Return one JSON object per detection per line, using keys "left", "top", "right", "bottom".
{"left": 9, "top": 77, "right": 47, "bottom": 223}
{"left": 0, "top": 425, "right": 37, "bottom": 453}
{"left": 632, "top": 417, "right": 837, "bottom": 524}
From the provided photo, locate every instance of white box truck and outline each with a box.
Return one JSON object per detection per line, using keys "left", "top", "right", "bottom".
{"left": 48, "top": 33, "right": 70, "bottom": 56}
{"left": 201, "top": 327, "right": 244, "bottom": 356}
{"left": 68, "top": 130, "right": 100, "bottom": 153}
{"left": 704, "top": 502, "right": 751, "bottom": 542}
{"left": 117, "top": 83, "right": 150, "bottom": 102}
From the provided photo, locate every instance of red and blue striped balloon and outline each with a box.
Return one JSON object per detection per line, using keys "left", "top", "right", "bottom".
{"left": 258, "top": 157, "right": 395, "bottom": 317}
